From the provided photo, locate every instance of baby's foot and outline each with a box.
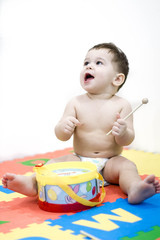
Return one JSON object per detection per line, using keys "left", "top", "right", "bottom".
{"left": 128, "top": 174, "right": 160, "bottom": 204}
{"left": 2, "top": 173, "right": 37, "bottom": 197}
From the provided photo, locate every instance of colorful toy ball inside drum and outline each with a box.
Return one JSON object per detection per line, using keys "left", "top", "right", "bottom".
{"left": 34, "top": 161, "right": 106, "bottom": 212}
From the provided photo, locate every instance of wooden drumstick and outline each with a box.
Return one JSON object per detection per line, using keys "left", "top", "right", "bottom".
{"left": 106, "top": 98, "right": 148, "bottom": 136}
{"left": 80, "top": 230, "right": 101, "bottom": 240}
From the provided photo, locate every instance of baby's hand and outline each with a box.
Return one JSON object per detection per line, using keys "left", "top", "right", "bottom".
{"left": 63, "top": 116, "right": 81, "bottom": 135}
{"left": 111, "top": 113, "right": 127, "bottom": 137}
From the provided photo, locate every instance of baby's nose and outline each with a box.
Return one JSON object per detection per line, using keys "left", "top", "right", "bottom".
{"left": 86, "top": 63, "right": 93, "bottom": 69}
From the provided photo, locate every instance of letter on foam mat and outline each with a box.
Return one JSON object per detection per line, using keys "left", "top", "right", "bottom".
{"left": 73, "top": 208, "right": 142, "bottom": 231}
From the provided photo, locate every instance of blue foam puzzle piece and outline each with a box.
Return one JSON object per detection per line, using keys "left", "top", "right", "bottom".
{"left": 0, "top": 185, "right": 14, "bottom": 194}
{"left": 46, "top": 194, "right": 160, "bottom": 240}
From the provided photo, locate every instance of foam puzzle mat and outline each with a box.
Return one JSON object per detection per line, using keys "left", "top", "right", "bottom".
{"left": 0, "top": 148, "right": 160, "bottom": 240}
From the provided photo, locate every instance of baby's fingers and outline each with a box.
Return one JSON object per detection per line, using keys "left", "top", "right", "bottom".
{"left": 71, "top": 117, "right": 81, "bottom": 127}
{"left": 112, "top": 126, "right": 120, "bottom": 136}
{"left": 64, "top": 123, "right": 75, "bottom": 134}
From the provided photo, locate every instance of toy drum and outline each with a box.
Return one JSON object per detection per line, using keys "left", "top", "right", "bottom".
{"left": 34, "top": 161, "right": 106, "bottom": 212}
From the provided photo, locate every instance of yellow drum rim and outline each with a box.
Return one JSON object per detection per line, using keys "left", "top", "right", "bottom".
{"left": 34, "top": 161, "right": 99, "bottom": 186}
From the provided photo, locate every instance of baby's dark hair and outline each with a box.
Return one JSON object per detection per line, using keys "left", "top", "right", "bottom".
{"left": 89, "top": 43, "right": 129, "bottom": 91}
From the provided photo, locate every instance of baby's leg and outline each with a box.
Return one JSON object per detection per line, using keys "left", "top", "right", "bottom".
{"left": 103, "top": 156, "right": 160, "bottom": 204}
{"left": 2, "top": 154, "right": 80, "bottom": 197}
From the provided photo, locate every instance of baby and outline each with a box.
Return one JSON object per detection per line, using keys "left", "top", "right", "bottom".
{"left": 2, "top": 43, "right": 160, "bottom": 204}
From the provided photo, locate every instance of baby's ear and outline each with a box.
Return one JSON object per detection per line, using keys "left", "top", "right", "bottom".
{"left": 113, "top": 73, "right": 125, "bottom": 87}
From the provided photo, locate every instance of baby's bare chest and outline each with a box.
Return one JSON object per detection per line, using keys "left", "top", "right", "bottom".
{"left": 76, "top": 102, "right": 121, "bottom": 130}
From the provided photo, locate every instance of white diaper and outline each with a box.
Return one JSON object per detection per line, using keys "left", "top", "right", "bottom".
{"left": 75, "top": 154, "right": 109, "bottom": 186}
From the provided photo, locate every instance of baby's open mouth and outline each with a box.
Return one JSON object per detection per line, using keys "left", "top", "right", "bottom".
{"left": 84, "top": 73, "right": 94, "bottom": 82}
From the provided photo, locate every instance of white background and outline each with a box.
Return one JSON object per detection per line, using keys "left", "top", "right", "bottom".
{"left": 0, "top": 0, "right": 160, "bottom": 161}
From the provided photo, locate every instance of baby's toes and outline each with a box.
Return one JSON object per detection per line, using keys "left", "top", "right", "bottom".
{"left": 155, "top": 184, "right": 160, "bottom": 193}
{"left": 2, "top": 178, "right": 7, "bottom": 188}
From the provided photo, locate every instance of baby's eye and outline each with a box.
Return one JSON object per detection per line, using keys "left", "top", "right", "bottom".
{"left": 84, "top": 61, "right": 89, "bottom": 66}
{"left": 96, "top": 61, "right": 103, "bottom": 65}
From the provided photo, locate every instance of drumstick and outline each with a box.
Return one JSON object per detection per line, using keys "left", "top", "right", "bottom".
{"left": 80, "top": 230, "right": 101, "bottom": 240}
{"left": 106, "top": 98, "right": 148, "bottom": 136}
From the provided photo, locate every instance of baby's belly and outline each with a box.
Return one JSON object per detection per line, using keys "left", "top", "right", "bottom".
{"left": 73, "top": 132, "right": 122, "bottom": 158}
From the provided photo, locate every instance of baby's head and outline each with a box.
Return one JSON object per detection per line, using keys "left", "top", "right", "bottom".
{"left": 89, "top": 43, "right": 129, "bottom": 91}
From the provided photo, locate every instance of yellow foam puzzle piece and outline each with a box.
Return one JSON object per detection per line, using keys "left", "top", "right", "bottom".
{"left": 0, "top": 222, "right": 86, "bottom": 240}
{"left": 122, "top": 149, "right": 160, "bottom": 177}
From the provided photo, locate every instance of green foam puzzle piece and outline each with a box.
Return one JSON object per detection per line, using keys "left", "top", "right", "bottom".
{"left": 0, "top": 221, "right": 10, "bottom": 225}
{"left": 121, "top": 226, "right": 160, "bottom": 240}
{"left": 18, "top": 158, "right": 49, "bottom": 166}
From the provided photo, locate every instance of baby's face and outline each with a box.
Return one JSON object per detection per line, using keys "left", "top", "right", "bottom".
{"left": 80, "top": 48, "right": 118, "bottom": 94}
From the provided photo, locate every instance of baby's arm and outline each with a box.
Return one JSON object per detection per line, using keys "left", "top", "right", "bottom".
{"left": 111, "top": 102, "right": 135, "bottom": 146}
{"left": 55, "top": 98, "right": 81, "bottom": 141}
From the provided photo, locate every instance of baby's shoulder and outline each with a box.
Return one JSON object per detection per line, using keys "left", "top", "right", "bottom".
{"left": 114, "top": 95, "right": 131, "bottom": 106}
{"left": 66, "top": 94, "right": 86, "bottom": 106}
{"left": 71, "top": 94, "right": 87, "bottom": 103}
{"left": 114, "top": 96, "right": 132, "bottom": 115}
